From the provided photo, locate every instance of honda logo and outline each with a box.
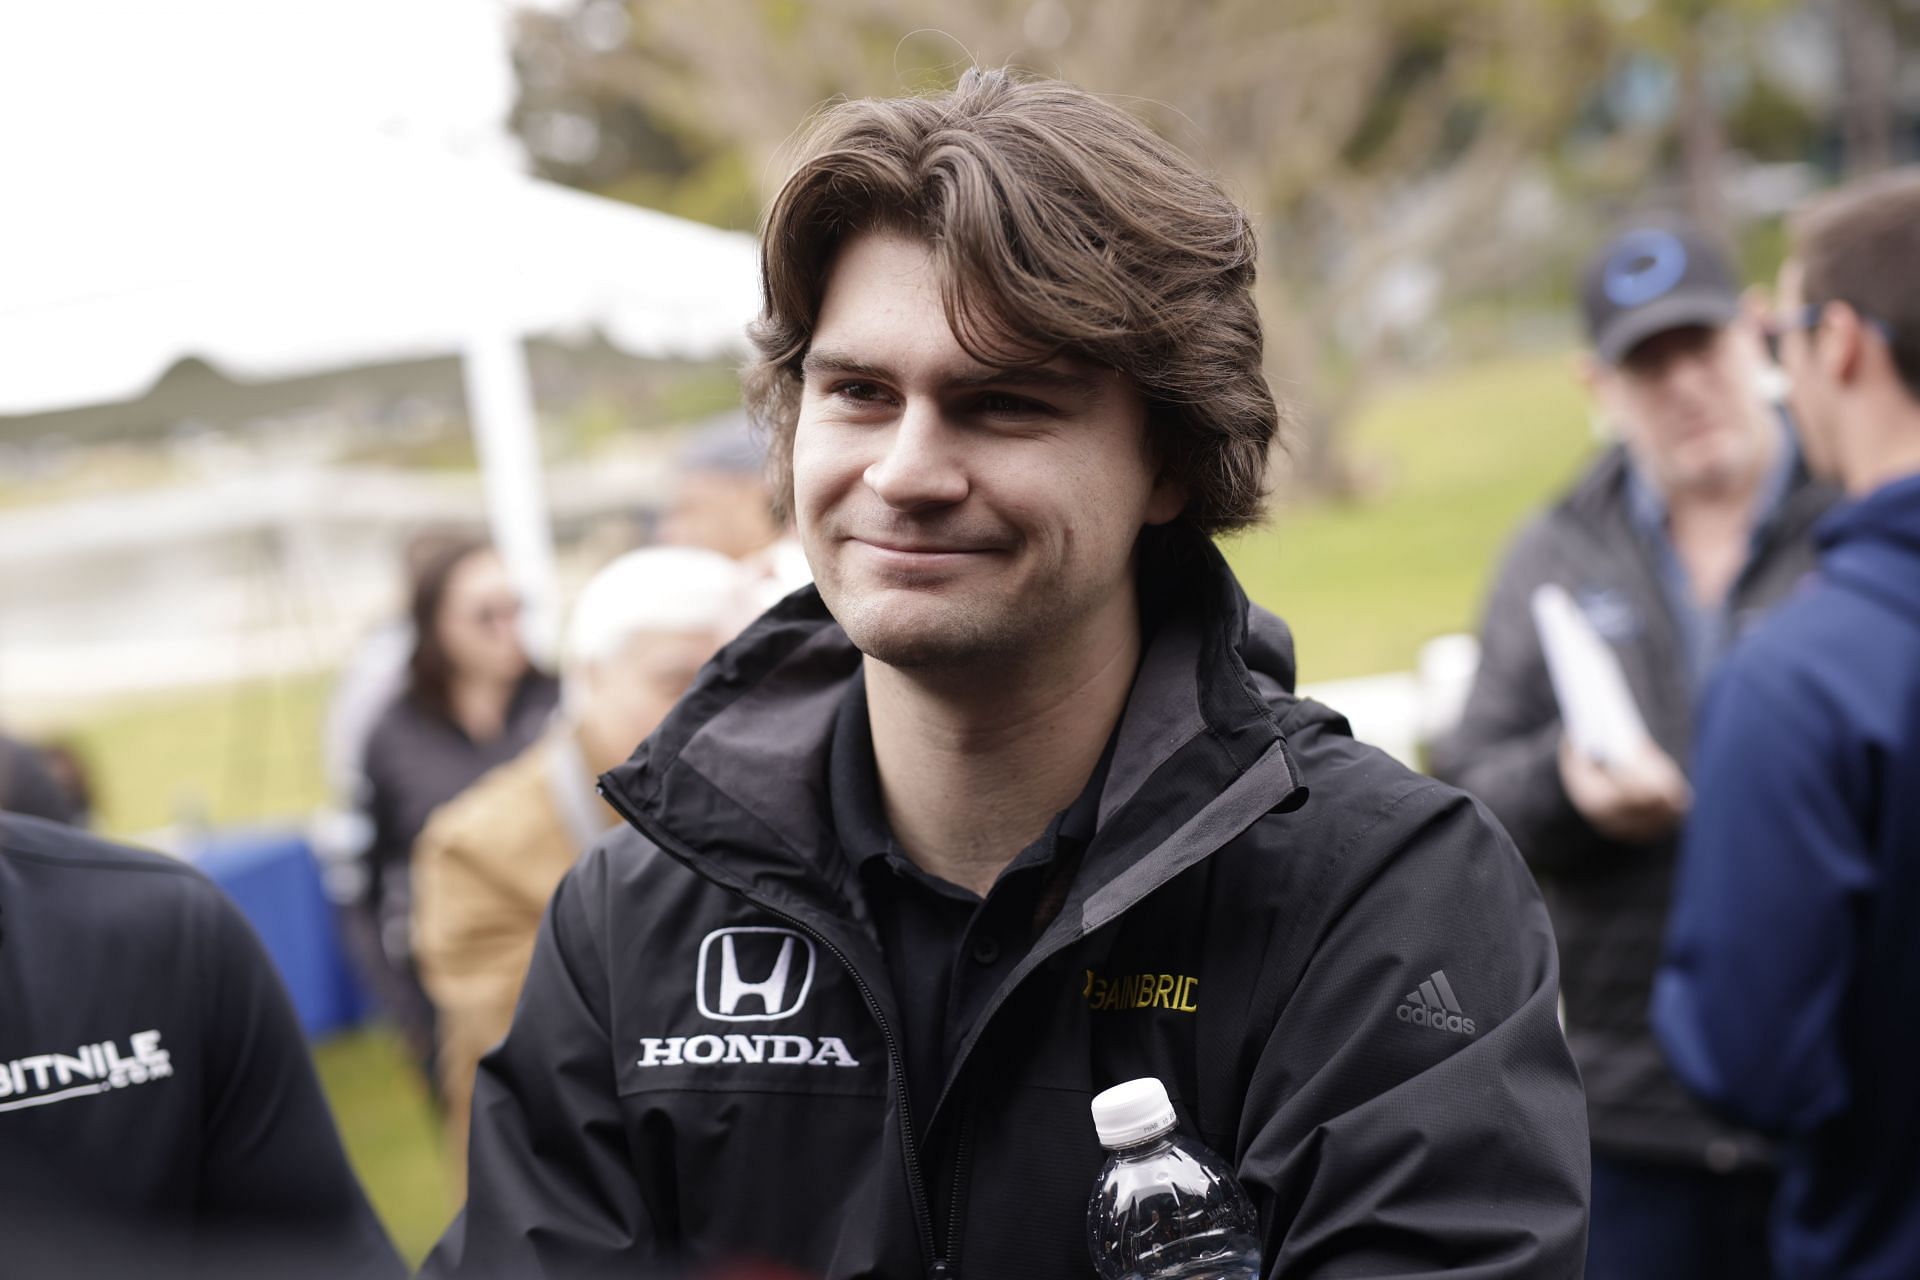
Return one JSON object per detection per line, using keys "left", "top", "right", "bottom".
{"left": 697, "top": 927, "right": 817, "bottom": 1022}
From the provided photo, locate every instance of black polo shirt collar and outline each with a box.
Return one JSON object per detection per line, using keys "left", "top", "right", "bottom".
{"left": 828, "top": 672, "right": 1109, "bottom": 899}
{"left": 826, "top": 669, "right": 1113, "bottom": 1128}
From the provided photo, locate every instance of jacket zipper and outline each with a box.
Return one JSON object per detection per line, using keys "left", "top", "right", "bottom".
{"left": 936, "top": 1109, "right": 975, "bottom": 1278}
{"left": 597, "top": 785, "right": 948, "bottom": 1276}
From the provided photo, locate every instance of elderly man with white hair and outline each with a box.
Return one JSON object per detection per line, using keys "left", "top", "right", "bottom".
{"left": 413, "top": 546, "right": 745, "bottom": 1183}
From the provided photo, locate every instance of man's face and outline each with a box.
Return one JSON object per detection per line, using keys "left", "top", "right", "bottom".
{"left": 1591, "top": 322, "right": 1775, "bottom": 497}
{"left": 1773, "top": 260, "right": 1839, "bottom": 479}
{"left": 581, "top": 629, "right": 719, "bottom": 758}
{"left": 661, "top": 471, "right": 783, "bottom": 561}
{"left": 791, "top": 231, "right": 1184, "bottom": 671}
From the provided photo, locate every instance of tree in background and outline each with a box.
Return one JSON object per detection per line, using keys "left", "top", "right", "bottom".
{"left": 1833, "top": 0, "right": 1902, "bottom": 177}
{"left": 510, "top": 0, "right": 1911, "bottom": 496}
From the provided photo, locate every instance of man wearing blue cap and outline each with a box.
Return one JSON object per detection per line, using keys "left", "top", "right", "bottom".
{"left": 1431, "top": 223, "right": 1838, "bottom": 1279}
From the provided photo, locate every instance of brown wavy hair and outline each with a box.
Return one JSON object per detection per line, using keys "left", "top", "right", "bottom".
{"left": 406, "top": 536, "right": 493, "bottom": 722}
{"left": 1792, "top": 167, "right": 1920, "bottom": 403}
{"left": 743, "top": 67, "right": 1280, "bottom": 536}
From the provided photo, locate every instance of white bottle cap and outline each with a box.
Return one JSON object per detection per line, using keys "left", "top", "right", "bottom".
{"left": 1091, "top": 1077, "right": 1178, "bottom": 1149}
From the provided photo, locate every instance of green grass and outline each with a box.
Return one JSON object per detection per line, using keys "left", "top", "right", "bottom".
{"left": 1225, "top": 351, "right": 1598, "bottom": 681}
{"left": 314, "top": 1029, "right": 456, "bottom": 1266}
{"left": 53, "top": 673, "right": 333, "bottom": 839}
{"left": 23, "top": 350, "right": 1603, "bottom": 1262}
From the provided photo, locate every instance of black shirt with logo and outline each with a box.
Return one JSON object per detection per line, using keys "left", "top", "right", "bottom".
{"left": 0, "top": 813, "right": 404, "bottom": 1279}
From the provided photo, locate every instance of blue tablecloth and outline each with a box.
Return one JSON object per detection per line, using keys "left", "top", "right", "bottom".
{"left": 188, "top": 828, "right": 372, "bottom": 1038}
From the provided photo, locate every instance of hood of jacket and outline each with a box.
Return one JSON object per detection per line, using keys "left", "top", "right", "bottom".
{"left": 1816, "top": 473, "right": 1920, "bottom": 625}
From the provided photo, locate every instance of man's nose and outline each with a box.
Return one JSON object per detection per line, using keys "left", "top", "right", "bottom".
{"left": 863, "top": 401, "right": 969, "bottom": 510}
{"left": 1663, "top": 347, "right": 1725, "bottom": 404}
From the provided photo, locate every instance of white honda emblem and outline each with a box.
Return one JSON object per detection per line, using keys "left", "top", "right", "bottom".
{"left": 697, "top": 927, "right": 817, "bottom": 1022}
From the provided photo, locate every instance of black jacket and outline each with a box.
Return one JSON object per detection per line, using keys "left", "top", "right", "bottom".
{"left": 1429, "top": 444, "right": 1834, "bottom": 1168}
{"left": 363, "top": 671, "right": 561, "bottom": 889}
{"left": 426, "top": 536, "right": 1589, "bottom": 1279}
{"left": 0, "top": 814, "right": 403, "bottom": 1280}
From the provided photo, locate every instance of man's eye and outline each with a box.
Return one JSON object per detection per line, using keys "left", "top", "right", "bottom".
{"left": 977, "top": 392, "right": 1047, "bottom": 416}
{"left": 832, "top": 381, "right": 887, "bottom": 403}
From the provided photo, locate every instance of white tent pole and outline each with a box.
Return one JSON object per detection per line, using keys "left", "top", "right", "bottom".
{"left": 461, "top": 326, "right": 560, "bottom": 667}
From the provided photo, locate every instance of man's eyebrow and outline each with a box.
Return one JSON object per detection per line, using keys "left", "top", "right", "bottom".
{"left": 800, "top": 347, "right": 1102, "bottom": 396}
{"left": 799, "top": 350, "right": 891, "bottom": 382}
{"left": 948, "top": 363, "right": 1102, "bottom": 395}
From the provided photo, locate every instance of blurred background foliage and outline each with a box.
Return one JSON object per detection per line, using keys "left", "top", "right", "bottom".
{"left": 510, "top": 0, "right": 1919, "bottom": 488}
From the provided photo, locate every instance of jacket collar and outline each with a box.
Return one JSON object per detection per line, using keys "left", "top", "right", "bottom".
{"left": 1813, "top": 472, "right": 1920, "bottom": 626}
{"left": 599, "top": 526, "right": 1306, "bottom": 940}
{"left": 1816, "top": 471, "right": 1920, "bottom": 554}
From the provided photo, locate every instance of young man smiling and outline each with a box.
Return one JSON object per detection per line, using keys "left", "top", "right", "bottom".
{"left": 426, "top": 69, "right": 1587, "bottom": 1279}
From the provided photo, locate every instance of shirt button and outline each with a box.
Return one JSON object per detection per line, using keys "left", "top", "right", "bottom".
{"left": 969, "top": 936, "right": 1001, "bottom": 966}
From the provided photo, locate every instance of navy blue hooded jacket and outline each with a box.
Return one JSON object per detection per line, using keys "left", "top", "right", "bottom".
{"left": 1654, "top": 473, "right": 1920, "bottom": 1278}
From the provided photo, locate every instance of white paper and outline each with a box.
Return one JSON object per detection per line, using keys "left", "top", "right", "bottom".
{"left": 1530, "top": 584, "right": 1652, "bottom": 768}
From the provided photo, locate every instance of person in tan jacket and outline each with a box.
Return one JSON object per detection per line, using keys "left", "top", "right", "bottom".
{"left": 413, "top": 546, "right": 747, "bottom": 1183}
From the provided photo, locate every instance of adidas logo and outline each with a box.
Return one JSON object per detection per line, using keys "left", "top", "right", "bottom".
{"left": 1396, "top": 970, "right": 1476, "bottom": 1036}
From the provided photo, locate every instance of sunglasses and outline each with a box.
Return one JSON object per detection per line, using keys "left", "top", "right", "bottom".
{"left": 1761, "top": 304, "right": 1822, "bottom": 365}
{"left": 1762, "top": 303, "right": 1896, "bottom": 365}
{"left": 465, "top": 597, "right": 524, "bottom": 629}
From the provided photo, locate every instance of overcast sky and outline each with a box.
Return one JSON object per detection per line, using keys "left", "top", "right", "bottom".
{"left": 1, "top": 0, "right": 540, "bottom": 179}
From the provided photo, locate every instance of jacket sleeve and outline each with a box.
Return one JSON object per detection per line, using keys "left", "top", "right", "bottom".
{"left": 1236, "top": 785, "right": 1590, "bottom": 1278}
{"left": 1651, "top": 658, "right": 1866, "bottom": 1136}
{"left": 419, "top": 856, "right": 661, "bottom": 1279}
{"left": 194, "top": 885, "right": 406, "bottom": 1279}
{"left": 1426, "top": 525, "right": 1616, "bottom": 878}
{"left": 412, "top": 814, "right": 514, "bottom": 1182}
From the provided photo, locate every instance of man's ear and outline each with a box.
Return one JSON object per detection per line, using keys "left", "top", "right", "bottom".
{"left": 1822, "top": 303, "right": 1869, "bottom": 387}
{"left": 1579, "top": 355, "right": 1620, "bottom": 442}
{"left": 1577, "top": 352, "right": 1604, "bottom": 395}
{"left": 1144, "top": 472, "right": 1189, "bottom": 527}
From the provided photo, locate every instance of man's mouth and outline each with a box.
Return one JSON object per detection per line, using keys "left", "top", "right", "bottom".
{"left": 849, "top": 536, "right": 1000, "bottom": 569}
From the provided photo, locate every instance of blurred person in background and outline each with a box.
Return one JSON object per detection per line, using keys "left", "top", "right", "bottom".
{"left": 360, "top": 538, "right": 559, "bottom": 1083}
{"left": 36, "top": 739, "right": 95, "bottom": 828}
{"left": 0, "top": 731, "right": 85, "bottom": 826}
{"left": 0, "top": 812, "right": 404, "bottom": 1279}
{"left": 1655, "top": 170, "right": 1920, "bottom": 1280}
{"left": 319, "top": 531, "right": 465, "bottom": 1037}
{"left": 414, "top": 546, "right": 745, "bottom": 1188}
{"left": 1430, "top": 223, "right": 1839, "bottom": 1279}
{"left": 662, "top": 414, "right": 812, "bottom": 617}
{"left": 426, "top": 69, "right": 1587, "bottom": 1279}
{"left": 323, "top": 530, "right": 471, "bottom": 850}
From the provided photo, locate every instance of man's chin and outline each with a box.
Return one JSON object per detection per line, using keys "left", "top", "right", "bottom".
{"left": 846, "top": 620, "right": 990, "bottom": 670}
{"left": 1672, "top": 442, "right": 1761, "bottom": 495}
{"left": 834, "top": 598, "right": 1015, "bottom": 672}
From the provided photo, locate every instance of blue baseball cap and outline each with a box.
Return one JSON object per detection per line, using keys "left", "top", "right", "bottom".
{"left": 1581, "top": 224, "right": 1741, "bottom": 364}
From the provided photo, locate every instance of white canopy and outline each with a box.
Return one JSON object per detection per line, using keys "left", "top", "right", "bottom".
{"left": 4, "top": 147, "right": 762, "bottom": 653}
{"left": 4, "top": 149, "right": 759, "bottom": 415}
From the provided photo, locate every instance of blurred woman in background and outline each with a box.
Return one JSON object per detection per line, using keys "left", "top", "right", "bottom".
{"left": 360, "top": 538, "right": 558, "bottom": 1083}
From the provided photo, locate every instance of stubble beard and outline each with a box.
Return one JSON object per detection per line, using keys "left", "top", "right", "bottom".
{"left": 830, "top": 585, "right": 1048, "bottom": 673}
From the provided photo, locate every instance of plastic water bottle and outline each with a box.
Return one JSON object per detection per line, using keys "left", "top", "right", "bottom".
{"left": 1087, "top": 1077, "right": 1260, "bottom": 1279}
